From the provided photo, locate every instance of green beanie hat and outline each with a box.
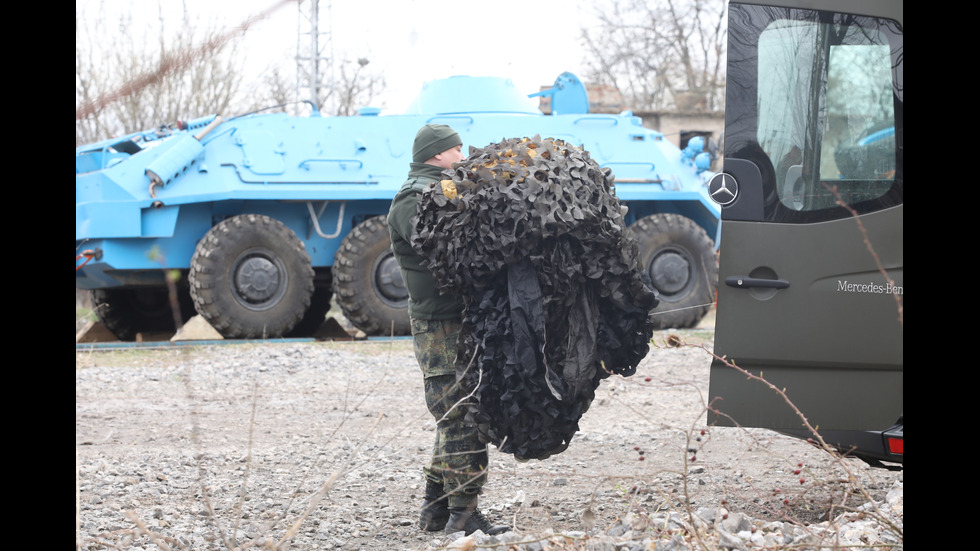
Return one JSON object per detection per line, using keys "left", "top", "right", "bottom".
{"left": 412, "top": 124, "right": 462, "bottom": 163}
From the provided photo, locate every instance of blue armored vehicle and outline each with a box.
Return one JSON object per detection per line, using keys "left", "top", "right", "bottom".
{"left": 76, "top": 73, "right": 720, "bottom": 340}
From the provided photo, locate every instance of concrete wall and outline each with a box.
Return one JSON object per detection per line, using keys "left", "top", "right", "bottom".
{"left": 635, "top": 110, "right": 725, "bottom": 151}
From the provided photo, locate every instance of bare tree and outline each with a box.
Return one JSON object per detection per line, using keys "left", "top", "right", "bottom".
{"left": 581, "top": 0, "right": 726, "bottom": 112}
{"left": 76, "top": 12, "right": 111, "bottom": 145}
{"left": 77, "top": 1, "right": 388, "bottom": 145}
{"left": 327, "top": 58, "right": 386, "bottom": 116}
{"left": 250, "top": 55, "right": 386, "bottom": 117}
{"left": 75, "top": 1, "right": 249, "bottom": 145}
{"left": 257, "top": 66, "right": 295, "bottom": 114}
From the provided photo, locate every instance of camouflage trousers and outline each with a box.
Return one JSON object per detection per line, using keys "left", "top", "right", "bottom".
{"left": 410, "top": 318, "right": 487, "bottom": 508}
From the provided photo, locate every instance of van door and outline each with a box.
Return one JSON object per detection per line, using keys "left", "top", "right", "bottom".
{"left": 707, "top": 0, "right": 903, "bottom": 465}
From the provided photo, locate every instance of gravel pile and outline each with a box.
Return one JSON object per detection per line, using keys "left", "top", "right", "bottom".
{"left": 432, "top": 482, "right": 903, "bottom": 550}
{"left": 76, "top": 336, "right": 902, "bottom": 550}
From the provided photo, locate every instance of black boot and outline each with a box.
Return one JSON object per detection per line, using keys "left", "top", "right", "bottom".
{"left": 444, "top": 504, "right": 510, "bottom": 536}
{"left": 418, "top": 480, "right": 450, "bottom": 531}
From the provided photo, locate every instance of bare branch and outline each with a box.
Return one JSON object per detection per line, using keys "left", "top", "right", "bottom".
{"left": 582, "top": 0, "right": 726, "bottom": 111}
{"left": 75, "top": 0, "right": 291, "bottom": 123}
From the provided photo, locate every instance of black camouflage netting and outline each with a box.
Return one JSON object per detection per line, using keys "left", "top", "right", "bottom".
{"left": 412, "top": 136, "right": 659, "bottom": 461}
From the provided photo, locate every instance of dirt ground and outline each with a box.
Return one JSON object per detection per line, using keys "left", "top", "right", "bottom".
{"left": 75, "top": 321, "right": 902, "bottom": 550}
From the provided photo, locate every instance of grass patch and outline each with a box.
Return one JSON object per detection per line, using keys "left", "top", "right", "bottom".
{"left": 75, "top": 346, "right": 206, "bottom": 369}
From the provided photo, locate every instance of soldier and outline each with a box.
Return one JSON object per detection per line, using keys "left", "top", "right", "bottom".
{"left": 387, "top": 124, "right": 510, "bottom": 536}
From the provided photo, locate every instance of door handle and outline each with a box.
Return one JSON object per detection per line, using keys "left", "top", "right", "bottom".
{"left": 725, "top": 276, "right": 789, "bottom": 289}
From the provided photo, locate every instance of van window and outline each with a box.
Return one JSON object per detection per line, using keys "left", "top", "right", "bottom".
{"left": 728, "top": 7, "right": 903, "bottom": 222}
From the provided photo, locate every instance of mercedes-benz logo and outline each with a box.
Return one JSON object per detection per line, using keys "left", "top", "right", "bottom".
{"left": 708, "top": 172, "right": 738, "bottom": 205}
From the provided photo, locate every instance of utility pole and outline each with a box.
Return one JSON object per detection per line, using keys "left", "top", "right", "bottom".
{"left": 296, "top": 0, "right": 333, "bottom": 113}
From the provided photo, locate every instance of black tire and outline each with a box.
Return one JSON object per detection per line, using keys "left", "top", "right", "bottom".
{"left": 189, "top": 214, "right": 314, "bottom": 339}
{"left": 91, "top": 286, "right": 195, "bottom": 341}
{"left": 628, "top": 213, "right": 718, "bottom": 329}
{"left": 332, "top": 215, "right": 410, "bottom": 336}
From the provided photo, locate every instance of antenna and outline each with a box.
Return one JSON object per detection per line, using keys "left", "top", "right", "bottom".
{"left": 296, "top": 0, "right": 333, "bottom": 113}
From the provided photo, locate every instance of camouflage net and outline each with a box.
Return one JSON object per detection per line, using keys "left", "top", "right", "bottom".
{"left": 412, "top": 136, "right": 659, "bottom": 461}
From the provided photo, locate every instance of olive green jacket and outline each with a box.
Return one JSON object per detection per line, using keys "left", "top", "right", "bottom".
{"left": 387, "top": 163, "right": 464, "bottom": 321}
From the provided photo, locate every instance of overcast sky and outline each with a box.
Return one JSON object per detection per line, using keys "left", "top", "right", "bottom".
{"left": 77, "top": 0, "right": 597, "bottom": 114}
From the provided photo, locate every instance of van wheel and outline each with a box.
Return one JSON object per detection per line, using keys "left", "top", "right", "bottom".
{"left": 332, "top": 215, "right": 410, "bottom": 336}
{"left": 189, "top": 214, "right": 314, "bottom": 339}
{"left": 628, "top": 213, "right": 717, "bottom": 329}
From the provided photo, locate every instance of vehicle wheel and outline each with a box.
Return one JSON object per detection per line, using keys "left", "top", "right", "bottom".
{"left": 332, "top": 215, "right": 410, "bottom": 336}
{"left": 189, "top": 214, "right": 314, "bottom": 339}
{"left": 285, "top": 280, "right": 333, "bottom": 338}
{"left": 628, "top": 213, "right": 718, "bottom": 329}
{"left": 91, "top": 286, "right": 195, "bottom": 341}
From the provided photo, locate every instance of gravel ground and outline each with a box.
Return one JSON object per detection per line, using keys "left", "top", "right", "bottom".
{"left": 75, "top": 327, "right": 902, "bottom": 550}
